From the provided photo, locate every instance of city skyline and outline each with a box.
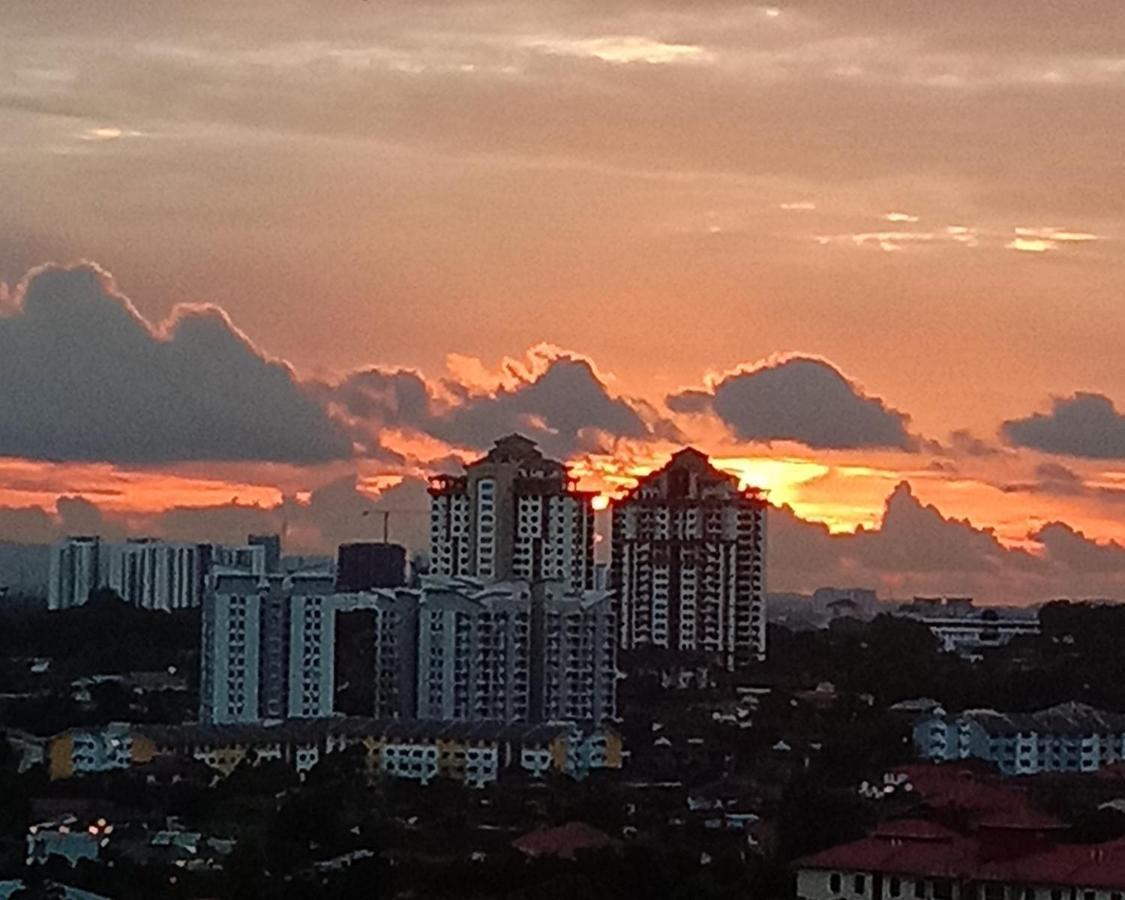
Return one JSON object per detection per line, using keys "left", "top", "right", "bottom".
{"left": 3, "top": 2, "right": 1125, "bottom": 604}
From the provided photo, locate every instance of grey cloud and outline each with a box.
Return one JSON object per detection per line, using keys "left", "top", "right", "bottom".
{"left": 1002, "top": 393, "right": 1125, "bottom": 460}
{"left": 329, "top": 355, "right": 657, "bottom": 459}
{"left": 0, "top": 263, "right": 353, "bottom": 464}
{"left": 769, "top": 480, "right": 1125, "bottom": 602}
{"left": 670, "top": 357, "right": 916, "bottom": 450}
{"left": 1033, "top": 522, "right": 1125, "bottom": 574}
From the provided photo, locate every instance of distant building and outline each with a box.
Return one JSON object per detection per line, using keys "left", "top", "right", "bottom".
{"left": 248, "top": 534, "right": 282, "bottom": 573}
{"left": 199, "top": 572, "right": 337, "bottom": 724}
{"left": 896, "top": 597, "right": 1039, "bottom": 656}
{"left": 611, "top": 448, "right": 767, "bottom": 667}
{"left": 812, "top": 587, "right": 879, "bottom": 621}
{"left": 106, "top": 539, "right": 209, "bottom": 611}
{"left": 915, "top": 702, "right": 1125, "bottom": 775}
{"left": 428, "top": 434, "right": 595, "bottom": 588}
{"left": 209, "top": 543, "right": 267, "bottom": 576}
{"left": 47, "top": 536, "right": 104, "bottom": 611}
{"left": 335, "top": 542, "right": 407, "bottom": 591}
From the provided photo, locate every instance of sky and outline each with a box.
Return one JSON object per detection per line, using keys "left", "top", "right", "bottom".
{"left": 2, "top": 0, "right": 1125, "bottom": 602}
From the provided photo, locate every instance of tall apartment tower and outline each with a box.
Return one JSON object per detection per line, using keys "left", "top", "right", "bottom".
{"left": 199, "top": 572, "right": 337, "bottom": 724}
{"left": 47, "top": 536, "right": 104, "bottom": 611}
{"left": 334, "top": 589, "right": 419, "bottom": 719}
{"left": 428, "top": 435, "right": 596, "bottom": 589}
{"left": 611, "top": 448, "right": 767, "bottom": 667}
{"left": 532, "top": 581, "right": 617, "bottom": 724}
{"left": 415, "top": 580, "right": 533, "bottom": 722}
{"left": 106, "top": 539, "right": 209, "bottom": 611}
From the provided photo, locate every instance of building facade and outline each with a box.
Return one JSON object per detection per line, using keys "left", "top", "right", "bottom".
{"left": 611, "top": 448, "right": 767, "bottom": 667}
{"left": 428, "top": 434, "right": 595, "bottom": 588}
{"left": 106, "top": 539, "right": 209, "bottom": 611}
{"left": 136, "top": 718, "right": 623, "bottom": 786}
{"left": 914, "top": 702, "right": 1125, "bottom": 776}
{"left": 334, "top": 589, "right": 419, "bottom": 719}
{"left": 532, "top": 580, "right": 617, "bottom": 724}
{"left": 47, "top": 536, "right": 103, "bottom": 611}
{"left": 415, "top": 578, "right": 533, "bottom": 722}
{"left": 199, "top": 573, "right": 337, "bottom": 725}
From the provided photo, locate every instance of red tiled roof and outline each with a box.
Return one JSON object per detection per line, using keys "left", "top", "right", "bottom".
{"left": 798, "top": 829, "right": 1125, "bottom": 888}
{"left": 512, "top": 822, "right": 619, "bottom": 860}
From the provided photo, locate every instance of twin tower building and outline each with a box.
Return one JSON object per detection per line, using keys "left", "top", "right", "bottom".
{"left": 200, "top": 435, "right": 767, "bottom": 727}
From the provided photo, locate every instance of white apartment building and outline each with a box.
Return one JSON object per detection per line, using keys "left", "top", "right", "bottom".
{"left": 48, "top": 537, "right": 268, "bottom": 612}
{"left": 199, "top": 572, "right": 337, "bottom": 725}
{"left": 47, "top": 536, "right": 103, "bottom": 610}
{"left": 914, "top": 702, "right": 1125, "bottom": 775}
{"left": 415, "top": 577, "right": 533, "bottom": 723}
{"left": 612, "top": 447, "right": 767, "bottom": 667}
{"left": 428, "top": 435, "right": 595, "bottom": 589}
{"left": 534, "top": 580, "right": 617, "bottom": 724}
{"left": 106, "top": 539, "right": 207, "bottom": 611}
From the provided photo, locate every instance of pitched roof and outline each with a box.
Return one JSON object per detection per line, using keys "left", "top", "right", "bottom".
{"left": 512, "top": 822, "right": 619, "bottom": 860}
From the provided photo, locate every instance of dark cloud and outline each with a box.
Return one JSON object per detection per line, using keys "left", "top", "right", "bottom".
{"left": 0, "top": 263, "right": 353, "bottom": 464}
{"left": 328, "top": 355, "right": 656, "bottom": 460}
{"left": 1002, "top": 393, "right": 1125, "bottom": 459}
{"left": 434, "top": 357, "right": 653, "bottom": 458}
{"left": 769, "top": 480, "right": 1125, "bottom": 602}
{"left": 1032, "top": 522, "right": 1125, "bottom": 574}
{"left": 670, "top": 357, "right": 916, "bottom": 450}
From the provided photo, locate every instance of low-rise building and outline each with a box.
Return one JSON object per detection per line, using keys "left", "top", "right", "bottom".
{"left": 896, "top": 597, "right": 1040, "bottom": 657}
{"left": 135, "top": 718, "right": 623, "bottom": 787}
{"left": 915, "top": 703, "right": 1125, "bottom": 775}
{"left": 795, "top": 818, "right": 1125, "bottom": 899}
{"left": 47, "top": 724, "right": 157, "bottom": 781}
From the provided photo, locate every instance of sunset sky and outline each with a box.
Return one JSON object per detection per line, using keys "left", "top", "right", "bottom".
{"left": 2, "top": 1, "right": 1124, "bottom": 602}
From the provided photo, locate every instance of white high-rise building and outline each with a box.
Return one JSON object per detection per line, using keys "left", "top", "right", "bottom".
{"left": 199, "top": 572, "right": 337, "bottom": 725}
{"left": 412, "top": 575, "right": 617, "bottom": 724}
{"left": 428, "top": 435, "right": 595, "bottom": 589}
{"left": 47, "top": 536, "right": 104, "bottom": 611}
{"left": 415, "top": 577, "right": 533, "bottom": 722}
{"left": 107, "top": 539, "right": 208, "bottom": 611}
{"left": 534, "top": 580, "right": 617, "bottom": 724}
{"left": 611, "top": 448, "right": 767, "bottom": 667}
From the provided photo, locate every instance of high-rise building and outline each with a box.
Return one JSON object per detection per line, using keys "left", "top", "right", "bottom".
{"left": 106, "top": 539, "right": 209, "bottom": 611}
{"left": 413, "top": 575, "right": 616, "bottom": 724}
{"left": 248, "top": 534, "right": 282, "bottom": 573}
{"left": 47, "top": 536, "right": 104, "bottom": 611}
{"left": 532, "top": 581, "right": 617, "bottom": 724}
{"left": 429, "top": 435, "right": 595, "bottom": 588}
{"left": 333, "top": 589, "right": 419, "bottom": 719}
{"left": 199, "top": 572, "right": 337, "bottom": 725}
{"left": 611, "top": 448, "right": 767, "bottom": 667}
{"left": 335, "top": 542, "right": 407, "bottom": 592}
{"left": 415, "top": 578, "right": 533, "bottom": 722}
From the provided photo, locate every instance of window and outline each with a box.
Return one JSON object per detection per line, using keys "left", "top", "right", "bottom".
{"left": 914, "top": 881, "right": 927, "bottom": 899}
{"left": 855, "top": 875, "right": 866, "bottom": 895}
{"left": 933, "top": 881, "right": 953, "bottom": 900}
{"left": 889, "top": 879, "right": 901, "bottom": 898}
{"left": 829, "top": 874, "right": 841, "bottom": 893}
